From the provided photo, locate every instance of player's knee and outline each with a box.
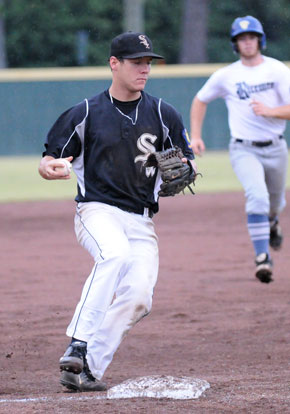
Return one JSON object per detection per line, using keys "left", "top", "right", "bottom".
{"left": 130, "top": 286, "right": 153, "bottom": 316}
{"left": 269, "top": 194, "right": 286, "bottom": 215}
{"left": 118, "top": 281, "right": 153, "bottom": 316}
{"left": 130, "top": 299, "right": 152, "bottom": 325}
{"left": 247, "top": 194, "right": 269, "bottom": 215}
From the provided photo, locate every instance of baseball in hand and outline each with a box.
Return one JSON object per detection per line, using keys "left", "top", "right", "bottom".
{"left": 55, "top": 159, "right": 72, "bottom": 175}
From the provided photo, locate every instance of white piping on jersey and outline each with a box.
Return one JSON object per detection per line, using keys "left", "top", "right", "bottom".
{"left": 153, "top": 169, "right": 162, "bottom": 202}
{"left": 60, "top": 99, "right": 89, "bottom": 158}
{"left": 157, "top": 98, "right": 174, "bottom": 148}
{"left": 69, "top": 99, "right": 89, "bottom": 197}
{"left": 153, "top": 98, "right": 172, "bottom": 201}
{"left": 109, "top": 91, "right": 142, "bottom": 125}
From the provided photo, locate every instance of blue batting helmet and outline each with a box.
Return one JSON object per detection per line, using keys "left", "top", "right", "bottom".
{"left": 230, "top": 16, "right": 266, "bottom": 52}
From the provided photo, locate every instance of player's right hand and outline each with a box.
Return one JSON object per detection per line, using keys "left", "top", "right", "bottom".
{"left": 191, "top": 138, "right": 206, "bottom": 156}
{"left": 39, "top": 156, "right": 73, "bottom": 180}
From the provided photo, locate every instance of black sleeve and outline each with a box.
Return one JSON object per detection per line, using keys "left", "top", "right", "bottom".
{"left": 42, "top": 100, "right": 86, "bottom": 159}
{"left": 160, "top": 101, "right": 194, "bottom": 160}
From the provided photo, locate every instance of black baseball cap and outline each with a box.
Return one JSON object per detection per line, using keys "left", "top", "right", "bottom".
{"left": 110, "top": 32, "right": 164, "bottom": 60}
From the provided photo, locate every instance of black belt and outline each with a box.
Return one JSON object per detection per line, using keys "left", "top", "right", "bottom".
{"left": 235, "top": 136, "right": 283, "bottom": 147}
{"left": 118, "top": 205, "right": 154, "bottom": 218}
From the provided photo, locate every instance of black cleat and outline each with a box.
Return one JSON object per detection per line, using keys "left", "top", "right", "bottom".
{"left": 59, "top": 341, "right": 87, "bottom": 374}
{"left": 255, "top": 253, "right": 273, "bottom": 284}
{"left": 60, "top": 361, "right": 107, "bottom": 392}
{"left": 270, "top": 219, "right": 283, "bottom": 251}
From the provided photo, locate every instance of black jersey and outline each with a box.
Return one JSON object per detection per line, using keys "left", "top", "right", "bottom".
{"left": 43, "top": 90, "right": 194, "bottom": 214}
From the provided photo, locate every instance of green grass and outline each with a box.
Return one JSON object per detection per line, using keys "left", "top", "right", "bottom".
{"left": 1, "top": 152, "right": 289, "bottom": 202}
{"left": 194, "top": 151, "right": 243, "bottom": 193}
{"left": 0, "top": 156, "right": 77, "bottom": 202}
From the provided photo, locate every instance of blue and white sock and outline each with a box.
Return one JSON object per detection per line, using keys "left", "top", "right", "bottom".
{"left": 247, "top": 214, "right": 270, "bottom": 257}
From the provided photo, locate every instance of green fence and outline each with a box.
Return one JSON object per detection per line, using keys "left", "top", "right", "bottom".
{"left": 1, "top": 64, "right": 290, "bottom": 156}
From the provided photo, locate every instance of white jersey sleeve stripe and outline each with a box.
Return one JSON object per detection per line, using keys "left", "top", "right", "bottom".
{"left": 70, "top": 99, "right": 89, "bottom": 198}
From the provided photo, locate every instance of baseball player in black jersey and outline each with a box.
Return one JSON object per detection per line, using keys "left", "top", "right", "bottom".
{"left": 39, "top": 32, "right": 195, "bottom": 392}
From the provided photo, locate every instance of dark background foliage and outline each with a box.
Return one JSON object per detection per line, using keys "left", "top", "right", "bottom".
{"left": 2, "top": 0, "right": 290, "bottom": 68}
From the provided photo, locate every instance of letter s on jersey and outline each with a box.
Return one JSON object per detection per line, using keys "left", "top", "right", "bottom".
{"left": 135, "top": 133, "right": 158, "bottom": 177}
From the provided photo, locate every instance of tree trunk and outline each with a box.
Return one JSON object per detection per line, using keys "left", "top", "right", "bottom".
{"left": 0, "top": 0, "right": 7, "bottom": 68}
{"left": 123, "top": 0, "right": 145, "bottom": 33}
{"left": 179, "top": 0, "right": 208, "bottom": 63}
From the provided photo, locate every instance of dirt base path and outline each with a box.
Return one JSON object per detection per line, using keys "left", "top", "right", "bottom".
{"left": 1, "top": 192, "right": 290, "bottom": 413}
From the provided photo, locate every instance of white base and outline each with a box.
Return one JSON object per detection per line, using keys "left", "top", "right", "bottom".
{"left": 107, "top": 375, "right": 210, "bottom": 400}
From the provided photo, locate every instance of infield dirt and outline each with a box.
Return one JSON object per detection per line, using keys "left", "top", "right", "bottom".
{"left": 1, "top": 192, "right": 290, "bottom": 413}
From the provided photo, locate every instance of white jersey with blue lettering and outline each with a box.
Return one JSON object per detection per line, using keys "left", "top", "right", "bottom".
{"left": 197, "top": 55, "right": 290, "bottom": 141}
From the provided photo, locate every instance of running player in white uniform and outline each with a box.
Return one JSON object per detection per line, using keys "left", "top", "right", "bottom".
{"left": 190, "top": 16, "right": 290, "bottom": 284}
{"left": 39, "top": 32, "right": 194, "bottom": 392}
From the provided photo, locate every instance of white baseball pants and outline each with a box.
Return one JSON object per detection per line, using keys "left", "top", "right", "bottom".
{"left": 66, "top": 202, "right": 159, "bottom": 380}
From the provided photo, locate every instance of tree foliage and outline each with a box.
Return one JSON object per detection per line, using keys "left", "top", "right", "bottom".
{"left": 208, "top": 0, "right": 290, "bottom": 62}
{"left": 2, "top": 0, "right": 290, "bottom": 68}
{"left": 3, "top": 0, "right": 123, "bottom": 67}
{"left": 144, "top": 0, "right": 182, "bottom": 64}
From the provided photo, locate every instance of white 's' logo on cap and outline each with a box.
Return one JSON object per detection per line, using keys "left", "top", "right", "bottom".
{"left": 139, "top": 35, "right": 150, "bottom": 49}
{"left": 239, "top": 20, "right": 250, "bottom": 30}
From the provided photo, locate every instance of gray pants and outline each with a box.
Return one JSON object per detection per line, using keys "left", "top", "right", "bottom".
{"left": 229, "top": 137, "right": 288, "bottom": 217}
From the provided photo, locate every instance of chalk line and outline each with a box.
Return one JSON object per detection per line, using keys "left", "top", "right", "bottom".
{"left": 0, "top": 375, "right": 210, "bottom": 403}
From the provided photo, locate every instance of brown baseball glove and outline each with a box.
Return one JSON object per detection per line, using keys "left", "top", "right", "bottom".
{"left": 145, "top": 146, "right": 197, "bottom": 197}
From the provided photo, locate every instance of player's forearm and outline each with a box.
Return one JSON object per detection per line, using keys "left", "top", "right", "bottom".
{"left": 269, "top": 104, "right": 290, "bottom": 120}
{"left": 251, "top": 100, "right": 290, "bottom": 120}
{"left": 189, "top": 97, "right": 207, "bottom": 155}
{"left": 190, "top": 96, "right": 207, "bottom": 140}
